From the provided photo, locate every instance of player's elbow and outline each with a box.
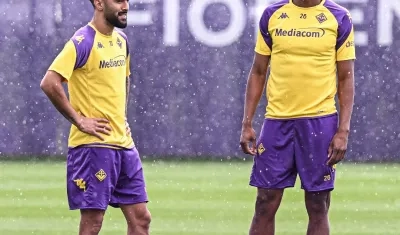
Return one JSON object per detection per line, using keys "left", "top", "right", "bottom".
{"left": 337, "top": 72, "right": 354, "bottom": 83}
{"left": 250, "top": 65, "right": 268, "bottom": 82}
{"left": 40, "top": 71, "right": 62, "bottom": 93}
{"left": 252, "top": 67, "right": 267, "bottom": 78}
{"left": 40, "top": 75, "right": 51, "bottom": 93}
{"left": 40, "top": 79, "right": 46, "bottom": 91}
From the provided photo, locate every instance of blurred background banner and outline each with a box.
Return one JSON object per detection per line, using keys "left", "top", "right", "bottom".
{"left": 0, "top": 0, "right": 399, "bottom": 161}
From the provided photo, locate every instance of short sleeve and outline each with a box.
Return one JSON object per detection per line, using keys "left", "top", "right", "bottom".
{"left": 255, "top": 9, "right": 272, "bottom": 56}
{"left": 48, "top": 40, "right": 77, "bottom": 80}
{"left": 336, "top": 12, "right": 356, "bottom": 61}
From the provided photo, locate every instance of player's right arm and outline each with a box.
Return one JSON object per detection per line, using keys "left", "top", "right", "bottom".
{"left": 40, "top": 70, "right": 81, "bottom": 126}
{"left": 40, "top": 40, "right": 111, "bottom": 140}
{"left": 240, "top": 10, "right": 271, "bottom": 155}
{"left": 240, "top": 53, "right": 270, "bottom": 155}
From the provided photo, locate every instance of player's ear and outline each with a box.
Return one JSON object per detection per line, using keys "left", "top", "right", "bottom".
{"left": 93, "top": 0, "right": 104, "bottom": 11}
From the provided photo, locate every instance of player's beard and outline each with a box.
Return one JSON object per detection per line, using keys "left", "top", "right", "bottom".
{"left": 104, "top": 9, "right": 127, "bottom": 29}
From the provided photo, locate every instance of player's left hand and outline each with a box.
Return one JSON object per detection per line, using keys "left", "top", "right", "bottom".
{"left": 327, "top": 130, "right": 349, "bottom": 166}
{"left": 125, "top": 119, "right": 131, "bottom": 136}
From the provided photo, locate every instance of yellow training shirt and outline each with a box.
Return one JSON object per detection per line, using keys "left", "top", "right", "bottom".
{"left": 48, "top": 23, "right": 134, "bottom": 149}
{"left": 255, "top": 0, "right": 356, "bottom": 119}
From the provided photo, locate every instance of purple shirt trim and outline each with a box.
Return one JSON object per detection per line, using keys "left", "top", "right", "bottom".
{"left": 259, "top": 0, "right": 289, "bottom": 50}
{"left": 70, "top": 25, "right": 96, "bottom": 69}
{"left": 117, "top": 30, "right": 129, "bottom": 57}
{"left": 323, "top": 0, "right": 353, "bottom": 50}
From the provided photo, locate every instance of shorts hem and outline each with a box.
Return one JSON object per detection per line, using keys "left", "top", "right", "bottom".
{"left": 69, "top": 206, "right": 107, "bottom": 211}
{"left": 249, "top": 183, "right": 295, "bottom": 189}
{"left": 302, "top": 187, "right": 334, "bottom": 192}
{"left": 109, "top": 199, "right": 149, "bottom": 208}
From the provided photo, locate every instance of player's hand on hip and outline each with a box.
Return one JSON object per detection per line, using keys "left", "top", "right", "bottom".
{"left": 327, "top": 130, "right": 349, "bottom": 166}
{"left": 77, "top": 116, "right": 112, "bottom": 141}
{"left": 240, "top": 126, "right": 257, "bottom": 155}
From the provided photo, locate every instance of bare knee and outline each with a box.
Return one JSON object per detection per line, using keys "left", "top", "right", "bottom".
{"left": 305, "top": 191, "right": 330, "bottom": 218}
{"left": 123, "top": 205, "right": 151, "bottom": 234}
{"left": 80, "top": 209, "right": 105, "bottom": 235}
{"left": 254, "top": 189, "right": 283, "bottom": 221}
{"left": 135, "top": 209, "right": 151, "bottom": 230}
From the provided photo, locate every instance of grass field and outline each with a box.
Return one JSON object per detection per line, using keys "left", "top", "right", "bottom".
{"left": 0, "top": 161, "right": 399, "bottom": 235}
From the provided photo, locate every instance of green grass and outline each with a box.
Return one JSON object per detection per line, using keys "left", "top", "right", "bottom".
{"left": 0, "top": 161, "right": 399, "bottom": 234}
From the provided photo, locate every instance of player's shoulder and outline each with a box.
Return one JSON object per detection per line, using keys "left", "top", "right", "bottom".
{"left": 262, "top": 0, "right": 290, "bottom": 18}
{"left": 115, "top": 29, "right": 130, "bottom": 55}
{"left": 68, "top": 24, "right": 96, "bottom": 68}
{"left": 323, "top": 0, "right": 351, "bottom": 21}
{"left": 70, "top": 24, "right": 97, "bottom": 50}
{"left": 115, "top": 29, "right": 128, "bottom": 43}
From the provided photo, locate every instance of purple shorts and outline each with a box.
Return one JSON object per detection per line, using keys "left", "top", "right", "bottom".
{"left": 250, "top": 114, "right": 338, "bottom": 192}
{"left": 66, "top": 146, "right": 148, "bottom": 210}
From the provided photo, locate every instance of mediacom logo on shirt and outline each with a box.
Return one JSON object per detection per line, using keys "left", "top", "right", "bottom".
{"left": 99, "top": 55, "right": 126, "bottom": 69}
{"left": 275, "top": 28, "right": 325, "bottom": 38}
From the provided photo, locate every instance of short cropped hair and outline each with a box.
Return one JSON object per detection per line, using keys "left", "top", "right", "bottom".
{"left": 89, "top": 0, "right": 94, "bottom": 7}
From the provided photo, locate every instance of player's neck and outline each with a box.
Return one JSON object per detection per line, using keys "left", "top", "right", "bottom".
{"left": 292, "top": 0, "right": 322, "bottom": 7}
{"left": 90, "top": 14, "right": 114, "bottom": 36}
